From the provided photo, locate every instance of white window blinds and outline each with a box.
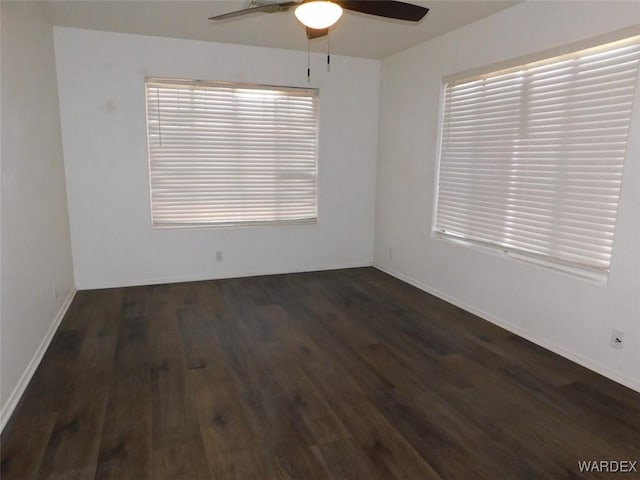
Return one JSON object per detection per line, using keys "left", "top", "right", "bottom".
{"left": 435, "top": 35, "right": 640, "bottom": 278}
{"left": 145, "top": 79, "right": 318, "bottom": 227}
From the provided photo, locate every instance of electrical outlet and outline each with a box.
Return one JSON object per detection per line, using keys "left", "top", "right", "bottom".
{"left": 610, "top": 330, "right": 624, "bottom": 350}
{"left": 52, "top": 283, "right": 58, "bottom": 301}
{"left": 216, "top": 250, "right": 223, "bottom": 262}
{"left": 388, "top": 246, "right": 393, "bottom": 259}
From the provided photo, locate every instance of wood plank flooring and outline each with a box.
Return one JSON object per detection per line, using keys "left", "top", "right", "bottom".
{"left": 2, "top": 267, "right": 639, "bottom": 479}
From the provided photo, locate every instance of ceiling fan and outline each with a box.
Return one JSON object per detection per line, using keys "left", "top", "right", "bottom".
{"left": 209, "top": 0, "right": 429, "bottom": 39}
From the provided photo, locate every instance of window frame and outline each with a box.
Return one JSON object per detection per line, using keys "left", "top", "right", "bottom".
{"left": 144, "top": 77, "right": 320, "bottom": 229}
{"left": 431, "top": 26, "right": 640, "bottom": 283}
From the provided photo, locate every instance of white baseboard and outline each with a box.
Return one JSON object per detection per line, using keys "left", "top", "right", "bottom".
{"left": 373, "top": 263, "right": 640, "bottom": 394}
{"left": 76, "top": 261, "right": 374, "bottom": 290}
{"left": 0, "top": 288, "right": 77, "bottom": 433}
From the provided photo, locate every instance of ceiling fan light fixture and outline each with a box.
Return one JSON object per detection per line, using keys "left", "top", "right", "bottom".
{"left": 294, "top": 1, "right": 343, "bottom": 30}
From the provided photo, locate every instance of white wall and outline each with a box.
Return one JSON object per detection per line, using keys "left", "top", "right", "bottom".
{"left": 375, "top": 1, "right": 640, "bottom": 391}
{"left": 1, "top": 1, "right": 75, "bottom": 429}
{"left": 54, "top": 28, "right": 379, "bottom": 289}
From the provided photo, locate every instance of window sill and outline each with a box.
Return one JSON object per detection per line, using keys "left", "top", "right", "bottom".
{"left": 432, "top": 231, "right": 608, "bottom": 286}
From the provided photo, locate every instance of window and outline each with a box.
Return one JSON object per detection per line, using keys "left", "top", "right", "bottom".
{"left": 434, "top": 33, "right": 640, "bottom": 280}
{"left": 145, "top": 78, "right": 318, "bottom": 227}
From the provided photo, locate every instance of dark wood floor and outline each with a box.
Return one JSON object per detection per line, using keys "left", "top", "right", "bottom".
{"left": 2, "top": 267, "right": 639, "bottom": 479}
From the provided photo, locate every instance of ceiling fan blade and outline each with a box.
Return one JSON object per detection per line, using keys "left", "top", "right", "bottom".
{"left": 335, "top": 1, "right": 428, "bottom": 22}
{"left": 306, "top": 27, "right": 329, "bottom": 39}
{"left": 209, "top": 1, "right": 298, "bottom": 21}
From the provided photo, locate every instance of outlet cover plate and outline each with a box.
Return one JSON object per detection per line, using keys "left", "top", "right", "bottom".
{"left": 610, "top": 330, "right": 624, "bottom": 350}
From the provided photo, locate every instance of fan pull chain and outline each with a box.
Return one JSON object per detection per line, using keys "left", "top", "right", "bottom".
{"left": 307, "top": 37, "right": 311, "bottom": 83}
{"left": 327, "top": 33, "right": 331, "bottom": 72}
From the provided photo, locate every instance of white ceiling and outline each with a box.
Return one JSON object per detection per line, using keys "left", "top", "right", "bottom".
{"left": 39, "top": 0, "right": 519, "bottom": 59}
